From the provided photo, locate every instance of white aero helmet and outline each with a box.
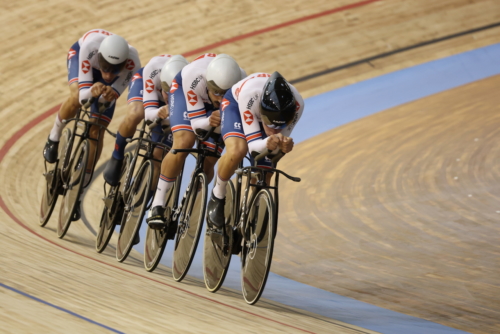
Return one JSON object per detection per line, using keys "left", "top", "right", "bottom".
{"left": 98, "top": 34, "right": 129, "bottom": 74}
{"left": 160, "top": 55, "right": 189, "bottom": 92}
{"left": 206, "top": 54, "right": 242, "bottom": 95}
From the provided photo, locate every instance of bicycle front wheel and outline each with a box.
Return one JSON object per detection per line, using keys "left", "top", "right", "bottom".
{"left": 172, "top": 172, "right": 208, "bottom": 282}
{"left": 39, "top": 128, "right": 72, "bottom": 227}
{"left": 240, "top": 188, "right": 276, "bottom": 305}
{"left": 96, "top": 153, "right": 131, "bottom": 253}
{"left": 57, "top": 139, "right": 89, "bottom": 239}
{"left": 143, "top": 178, "right": 178, "bottom": 272}
{"left": 203, "top": 180, "right": 235, "bottom": 292}
{"left": 116, "top": 160, "right": 153, "bottom": 262}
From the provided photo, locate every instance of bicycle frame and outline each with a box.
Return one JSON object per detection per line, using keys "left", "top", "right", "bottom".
{"left": 170, "top": 130, "right": 223, "bottom": 225}
{"left": 117, "top": 120, "right": 170, "bottom": 207}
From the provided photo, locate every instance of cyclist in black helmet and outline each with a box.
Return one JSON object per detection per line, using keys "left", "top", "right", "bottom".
{"left": 206, "top": 71, "right": 304, "bottom": 230}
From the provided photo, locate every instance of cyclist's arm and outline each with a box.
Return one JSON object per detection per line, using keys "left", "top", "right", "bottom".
{"left": 77, "top": 40, "right": 97, "bottom": 104}
{"left": 110, "top": 47, "right": 141, "bottom": 103}
{"left": 183, "top": 67, "right": 211, "bottom": 133}
{"left": 143, "top": 60, "right": 164, "bottom": 122}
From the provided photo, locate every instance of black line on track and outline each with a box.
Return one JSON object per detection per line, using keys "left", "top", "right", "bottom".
{"left": 290, "top": 21, "right": 500, "bottom": 84}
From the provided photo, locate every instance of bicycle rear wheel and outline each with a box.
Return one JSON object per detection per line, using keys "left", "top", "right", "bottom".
{"left": 172, "top": 172, "right": 208, "bottom": 282}
{"left": 143, "top": 179, "right": 177, "bottom": 272}
{"left": 57, "top": 139, "right": 89, "bottom": 239}
{"left": 116, "top": 160, "right": 153, "bottom": 262}
{"left": 240, "top": 188, "right": 276, "bottom": 305}
{"left": 96, "top": 153, "right": 131, "bottom": 253}
{"left": 39, "top": 128, "right": 72, "bottom": 227}
{"left": 203, "top": 180, "right": 235, "bottom": 292}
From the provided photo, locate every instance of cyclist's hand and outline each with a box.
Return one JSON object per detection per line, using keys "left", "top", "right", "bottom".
{"left": 91, "top": 82, "right": 105, "bottom": 98}
{"left": 266, "top": 133, "right": 282, "bottom": 151}
{"left": 209, "top": 110, "right": 221, "bottom": 127}
{"left": 280, "top": 136, "right": 294, "bottom": 153}
{"left": 101, "top": 86, "right": 117, "bottom": 102}
{"left": 157, "top": 106, "right": 169, "bottom": 119}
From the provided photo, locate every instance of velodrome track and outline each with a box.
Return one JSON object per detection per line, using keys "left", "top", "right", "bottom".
{"left": 2, "top": 0, "right": 500, "bottom": 333}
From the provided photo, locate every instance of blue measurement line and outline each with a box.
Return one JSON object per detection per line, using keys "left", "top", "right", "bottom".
{"left": 0, "top": 282, "right": 125, "bottom": 334}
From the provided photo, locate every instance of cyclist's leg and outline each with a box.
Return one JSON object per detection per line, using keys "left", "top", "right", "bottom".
{"left": 114, "top": 69, "right": 145, "bottom": 158}
{"left": 149, "top": 71, "right": 193, "bottom": 223}
{"left": 44, "top": 42, "right": 81, "bottom": 162}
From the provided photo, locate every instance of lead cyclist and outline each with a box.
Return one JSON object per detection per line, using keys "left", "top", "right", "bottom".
{"left": 206, "top": 71, "right": 305, "bottom": 230}
{"left": 42, "top": 29, "right": 141, "bottom": 220}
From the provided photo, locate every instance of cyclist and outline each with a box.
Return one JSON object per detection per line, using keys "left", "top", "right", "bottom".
{"left": 42, "top": 29, "right": 140, "bottom": 219}
{"left": 146, "top": 53, "right": 245, "bottom": 228}
{"left": 206, "top": 71, "right": 304, "bottom": 230}
{"left": 103, "top": 54, "right": 189, "bottom": 186}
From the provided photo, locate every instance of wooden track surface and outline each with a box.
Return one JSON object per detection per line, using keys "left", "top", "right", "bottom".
{"left": 1, "top": 0, "right": 500, "bottom": 332}
{"left": 277, "top": 74, "right": 500, "bottom": 334}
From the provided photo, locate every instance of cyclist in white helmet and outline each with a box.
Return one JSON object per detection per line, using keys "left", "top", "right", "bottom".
{"left": 42, "top": 29, "right": 140, "bottom": 220}
{"left": 103, "top": 54, "right": 189, "bottom": 186}
{"left": 146, "top": 53, "right": 245, "bottom": 228}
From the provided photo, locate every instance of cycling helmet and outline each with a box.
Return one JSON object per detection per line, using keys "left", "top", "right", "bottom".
{"left": 260, "top": 71, "right": 296, "bottom": 129}
{"left": 160, "top": 55, "right": 188, "bottom": 92}
{"left": 206, "top": 54, "right": 241, "bottom": 95}
{"left": 98, "top": 35, "right": 129, "bottom": 74}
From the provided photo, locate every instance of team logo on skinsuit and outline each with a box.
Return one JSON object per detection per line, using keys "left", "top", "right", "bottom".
{"left": 131, "top": 73, "right": 142, "bottom": 82}
{"left": 221, "top": 99, "right": 230, "bottom": 111}
{"left": 68, "top": 49, "right": 77, "bottom": 60}
{"left": 82, "top": 60, "right": 91, "bottom": 74}
{"left": 145, "top": 79, "right": 155, "bottom": 94}
{"left": 170, "top": 78, "right": 178, "bottom": 93}
{"left": 243, "top": 110, "right": 253, "bottom": 125}
{"left": 126, "top": 59, "right": 135, "bottom": 71}
{"left": 187, "top": 90, "right": 198, "bottom": 106}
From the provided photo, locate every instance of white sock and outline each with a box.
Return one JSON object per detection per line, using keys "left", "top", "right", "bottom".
{"left": 213, "top": 173, "right": 229, "bottom": 199}
{"left": 152, "top": 174, "right": 176, "bottom": 208}
{"left": 49, "top": 114, "right": 65, "bottom": 142}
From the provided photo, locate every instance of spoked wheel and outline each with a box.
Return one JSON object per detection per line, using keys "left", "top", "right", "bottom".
{"left": 116, "top": 160, "right": 153, "bottom": 262}
{"left": 203, "top": 180, "right": 235, "bottom": 292}
{"left": 57, "top": 140, "right": 89, "bottom": 239}
{"left": 144, "top": 180, "right": 177, "bottom": 272}
{"left": 39, "top": 129, "right": 72, "bottom": 227}
{"left": 172, "top": 172, "right": 208, "bottom": 282}
{"left": 96, "top": 153, "right": 131, "bottom": 253}
{"left": 241, "top": 188, "right": 276, "bottom": 305}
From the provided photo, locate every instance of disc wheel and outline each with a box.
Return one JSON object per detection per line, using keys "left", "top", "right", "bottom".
{"left": 96, "top": 153, "right": 131, "bottom": 253}
{"left": 39, "top": 128, "right": 72, "bottom": 227}
{"left": 172, "top": 172, "right": 208, "bottom": 282}
{"left": 57, "top": 140, "right": 89, "bottom": 239}
{"left": 143, "top": 180, "right": 177, "bottom": 272}
{"left": 203, "top": 180, "right": 235, "bottom": 292}
{"left": 241, "top": 188, "right": 276, "bottom": 305}
{"left": 116, "top": 160, "right": 153, "bottom": 262}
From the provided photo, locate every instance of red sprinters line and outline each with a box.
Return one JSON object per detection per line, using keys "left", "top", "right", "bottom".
{"left": 183, "top": 0, "right": 382, "bottom": 57}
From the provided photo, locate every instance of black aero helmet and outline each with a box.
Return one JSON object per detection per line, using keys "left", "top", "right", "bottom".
{"left": 260, "top": 72, "right": 296, "bottom": 129}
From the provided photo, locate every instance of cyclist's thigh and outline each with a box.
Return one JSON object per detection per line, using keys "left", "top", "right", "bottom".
{"left": 170, "top": 71, "right": 193, "bottom": 134}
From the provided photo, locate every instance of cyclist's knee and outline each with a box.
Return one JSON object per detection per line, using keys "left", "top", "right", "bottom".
{"left": 225, "top": 138, "right": 247, "bottom": 161}
{"left": 125, "top": 102, "right": 144, "bottom": 127}
{"left": 68, "top": 83, "right": 80, "bottom": 109}
{"left": 172, "top": 131, "right": 195, "bottom": 149}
